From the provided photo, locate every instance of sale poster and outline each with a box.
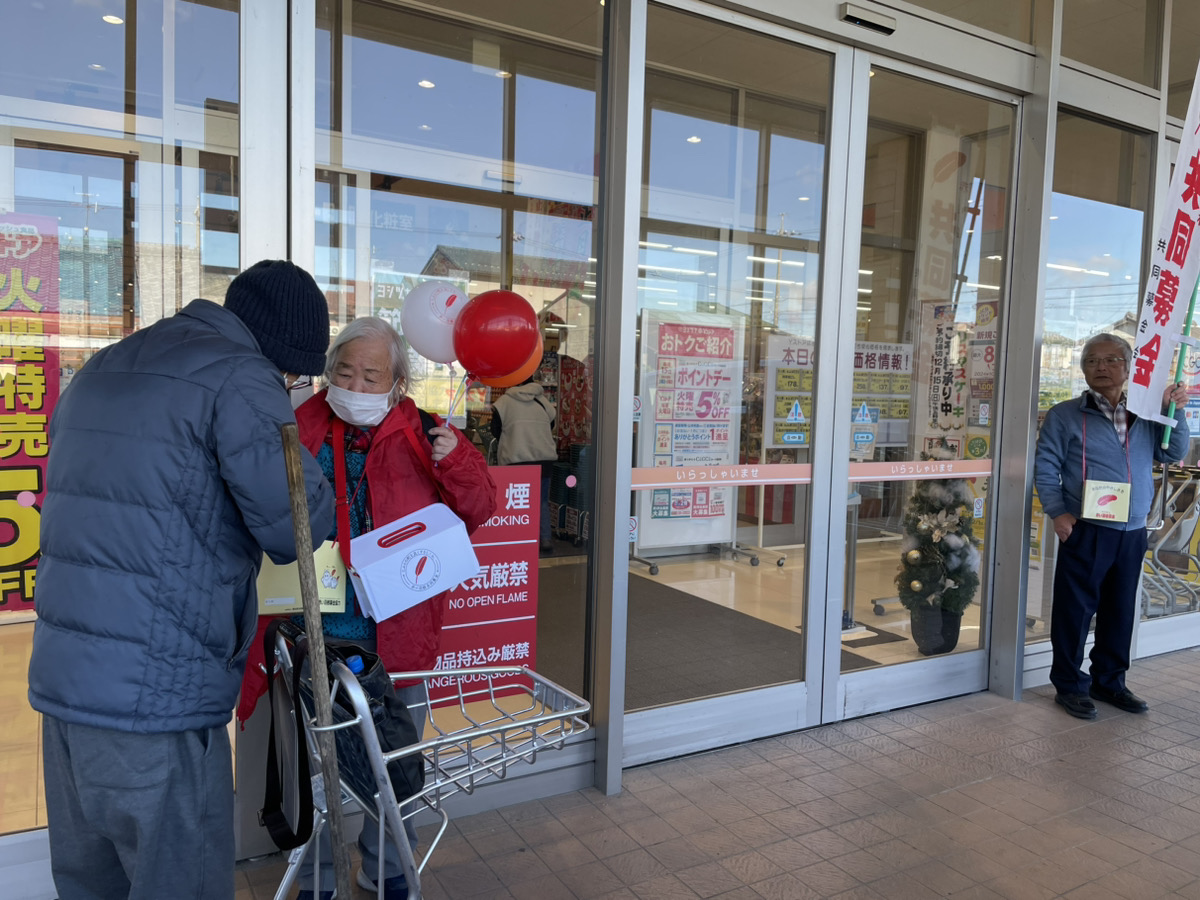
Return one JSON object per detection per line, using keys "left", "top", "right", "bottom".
{"left": 0, "top": 213, "right": 61, "bottom": 612}
{"left": 635, "top": 310, "right": 743, "bottom": 552}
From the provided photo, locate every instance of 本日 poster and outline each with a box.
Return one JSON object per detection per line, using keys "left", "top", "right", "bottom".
{"left": 762, "top": 335, "right": 914, "bottom": 450}
{"left": 0, "top": 213, "right": 61, "bottom": 612}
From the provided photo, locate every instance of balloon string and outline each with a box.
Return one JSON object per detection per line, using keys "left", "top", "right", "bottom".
{"left": 447, "top": 372, "right": 470, "bottom": 421}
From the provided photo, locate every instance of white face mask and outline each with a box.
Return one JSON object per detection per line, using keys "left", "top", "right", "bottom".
{"left": 326, "top": 383, "right": 392, "bottom": 427}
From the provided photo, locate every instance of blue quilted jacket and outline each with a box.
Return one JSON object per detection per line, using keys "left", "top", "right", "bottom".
{"left": 1034, "top": 391, "right": 1190, "bottom": 531}
{"left": 28, "top": 299, "right": 335, "bottom": 733}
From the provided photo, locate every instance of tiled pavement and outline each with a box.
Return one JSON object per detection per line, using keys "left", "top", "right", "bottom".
{"left": 238, "top": 647, "right": 1200, "bottom": 899}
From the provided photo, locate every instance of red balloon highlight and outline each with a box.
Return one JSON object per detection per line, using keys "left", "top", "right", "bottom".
{"left": 452, "top": 290, "right": 540, "bottom": 378}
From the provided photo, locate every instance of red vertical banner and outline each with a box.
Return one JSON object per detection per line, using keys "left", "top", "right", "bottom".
{"left": 0, "top": 214, "right": 61, "bottom": 612}
{"left": 431, "top": 465, "right": 540, "bottom": 700}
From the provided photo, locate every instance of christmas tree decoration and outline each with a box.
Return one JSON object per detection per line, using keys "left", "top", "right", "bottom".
{"left": 895, "top": 453, "right": 982, "bottom": 655}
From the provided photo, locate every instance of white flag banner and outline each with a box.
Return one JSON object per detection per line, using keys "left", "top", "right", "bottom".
{"left": 1128, "top": 60, "right": 1200, "bottom": 424}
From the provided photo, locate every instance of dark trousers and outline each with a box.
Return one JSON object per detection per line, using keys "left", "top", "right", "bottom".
{"left": 1049, "top": 519, "right": 1147, "bottom": 695}
{"left": 42, "top": 716, "right": 234, "bottom": 900}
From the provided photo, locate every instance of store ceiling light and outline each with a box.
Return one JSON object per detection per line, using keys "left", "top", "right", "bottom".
{"left": 89, "top": 64, "right": 105, "bottom": 70}
{"left": 418, "top": 80, "right": 435, "bottom": 89}
{"left": 687, "top": 136, "right": 701, "bottom": 143}
{"left": 102, "top": 14, "right": 124, "bottom": 24}
{"left": 747, "top": 255, "right": 804, "bottom": 267}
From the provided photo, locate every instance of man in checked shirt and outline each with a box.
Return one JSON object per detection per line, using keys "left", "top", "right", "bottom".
{"left": 1034, "top": 333, "right": 1190, "bottom": 720}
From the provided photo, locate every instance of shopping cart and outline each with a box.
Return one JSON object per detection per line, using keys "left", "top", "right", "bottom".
{"left": 268, "top": 626, "right": 591, "bottom": 900}
{"left": 1144, "top": 465, "right": 1200, "bottom": 616}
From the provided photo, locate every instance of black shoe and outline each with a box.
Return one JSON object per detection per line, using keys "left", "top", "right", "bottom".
{"left": 1055, "top": 692, "right": 1098, "bottom": 719}
{"left": 1089, "top": 685, "right": 1149, "bottom": 713}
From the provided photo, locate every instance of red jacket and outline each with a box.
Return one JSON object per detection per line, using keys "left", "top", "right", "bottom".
{"left": 237, "top": 391, "right": 496, "bottom": 722}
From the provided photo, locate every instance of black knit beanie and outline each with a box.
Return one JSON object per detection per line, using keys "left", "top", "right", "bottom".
{"left": 224, "top": 260, "right": 330, "bottom": 375}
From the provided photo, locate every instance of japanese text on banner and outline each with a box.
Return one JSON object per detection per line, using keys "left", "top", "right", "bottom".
{"left": 0, "top": 213, "right": 60, "bottom": 611}
{"left": 1128, "top": 61, "right": 1200, "bottom": 420}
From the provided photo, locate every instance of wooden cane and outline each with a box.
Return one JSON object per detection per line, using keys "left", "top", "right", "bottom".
{"left": 280, "top": 422, "right": 354, "bottom": 900}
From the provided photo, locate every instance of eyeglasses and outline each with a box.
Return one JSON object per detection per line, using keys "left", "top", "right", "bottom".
{"left": 287, "top": 375, "right": 313, "bottom": 392}
{"left": 1082, "top": 356, "right": 1126, "bottom": 369}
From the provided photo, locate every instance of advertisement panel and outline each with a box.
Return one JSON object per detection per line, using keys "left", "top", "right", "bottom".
{"left": 0, "top": 213, "right": 61, "bottom": 612}
{"left": 634, "top": 311, "right": 743, "bottom": 552}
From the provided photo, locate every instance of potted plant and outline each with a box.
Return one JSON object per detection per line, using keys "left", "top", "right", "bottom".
{"left": 894, "top": 466, "right": 982, "bottom": 655}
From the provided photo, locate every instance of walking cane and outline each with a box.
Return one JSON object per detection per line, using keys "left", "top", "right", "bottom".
{"left": 280, "top": 422, "right": 354, "bottom": 900}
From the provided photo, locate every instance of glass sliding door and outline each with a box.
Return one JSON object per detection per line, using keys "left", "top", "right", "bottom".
{"left": 628, "top": 4, "right": 832, "bottom": 713}
{"left": 842, "top": 69, "right": 1015, "bottom": 691}
{"left": 312, "top": 0, "right": 602, "bottom": 701}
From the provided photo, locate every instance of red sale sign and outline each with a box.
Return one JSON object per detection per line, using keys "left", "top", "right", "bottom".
{"left": 430, "top": 465, "right": 540, "bottom": 700}
{"left": 0, "top": 213, "right": 60, "bottom": 612}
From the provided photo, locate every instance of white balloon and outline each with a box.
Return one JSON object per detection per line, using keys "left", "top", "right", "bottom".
{"left": 399, "top": 280, "right": 467, "bottom": 363}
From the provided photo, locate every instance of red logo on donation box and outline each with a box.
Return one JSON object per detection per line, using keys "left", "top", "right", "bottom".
{"left": 433, "top": 466, "right": 542, "bottom": 702}
{"left": 400, "top": 548, "right": 441, "bottom": 592}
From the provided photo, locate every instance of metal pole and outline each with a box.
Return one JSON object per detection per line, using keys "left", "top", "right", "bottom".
{"left": 280, "top": 422, "right": 354, "bottom": 900}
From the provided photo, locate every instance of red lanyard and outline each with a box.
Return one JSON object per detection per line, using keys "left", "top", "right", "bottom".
{"left": 332, "top": 418, "right": 369, "bottom": 568}
{"left": 1082, "top": 412, "right": 1131, "bottom": 483}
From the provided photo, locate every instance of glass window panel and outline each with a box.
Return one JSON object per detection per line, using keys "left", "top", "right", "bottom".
{"left": 1062, "top": 0, "right": 1161, "bottom": 87}
{"left": 1, "top": 0, "right": 241, "bottom": 839}
{"left": 1168, "top": 3, "right": 1200, "bottom": 119}
{"left": 316, "top": 0, "right": 602, "bottom": 701}
{"left": 1028, "top": 112, "right": 1170, "bottom": 640}
{"left": 633, "top": 4, "right": 832, "bottom": 710}
{"left": 849, "top": 70, "right": 1015, "bottom": 668}
{"left": 899, "top": 0, "right": 1033, "bottom": 43}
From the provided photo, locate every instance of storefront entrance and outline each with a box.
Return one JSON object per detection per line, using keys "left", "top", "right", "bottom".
{"left": 622, "top": 7, "right": 1017, "bottom": 763}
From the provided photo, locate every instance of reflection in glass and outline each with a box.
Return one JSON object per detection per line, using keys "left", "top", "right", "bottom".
{"left": 315, "top": 0, "right": 601, "bottom": 700}
{"left": 630, "top": 5, "right": 833, "bottom": 710}
{"left": 1030, "top": 112, "right": 1171, "bottom": 638}
{"left": 1062, "top": 0, "right": 1161, "bottom": 87}
{"left": 848, "top": 71, "right": 1014, "bottom": 670}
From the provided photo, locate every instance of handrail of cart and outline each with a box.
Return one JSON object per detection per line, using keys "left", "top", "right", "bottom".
{"left": 288, "top": 650, "right": 591, "bottom": 801}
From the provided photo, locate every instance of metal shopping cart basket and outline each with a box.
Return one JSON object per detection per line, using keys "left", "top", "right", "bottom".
{"left": 268, "top": 625, "right": 591, "bottom": 900}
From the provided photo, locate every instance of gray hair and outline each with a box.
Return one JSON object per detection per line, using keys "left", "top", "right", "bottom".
{"left": 1081, "top": 332, "right": 1133, "bottom": 369}
{"left": 324, "top": 316, "right": 410, "bottom": 404}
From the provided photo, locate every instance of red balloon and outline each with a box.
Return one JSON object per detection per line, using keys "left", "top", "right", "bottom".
{"left": 479, "top": 333, "right": 544, "bottom": 388}
{"left": 452, "top": 290, "right": 539, "bottom": 378}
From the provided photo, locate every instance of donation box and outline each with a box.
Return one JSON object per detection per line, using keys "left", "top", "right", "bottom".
{"left": 348, "top": 502, "right": 480, "bottom": 622}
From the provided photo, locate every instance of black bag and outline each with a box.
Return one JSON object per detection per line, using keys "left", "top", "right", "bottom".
{"left": 260, "top": 620, "right": 425, "bottom": 852}
{"left": 317, "top": 639, "right": 426, "bottom": 804}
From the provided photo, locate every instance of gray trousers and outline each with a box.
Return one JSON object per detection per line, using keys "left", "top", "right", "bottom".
{"left": 300, "top": 682, "right": 427, "bottom": 891}
{"left": 42, "top": 715, "right": 234, "bottom": 900}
